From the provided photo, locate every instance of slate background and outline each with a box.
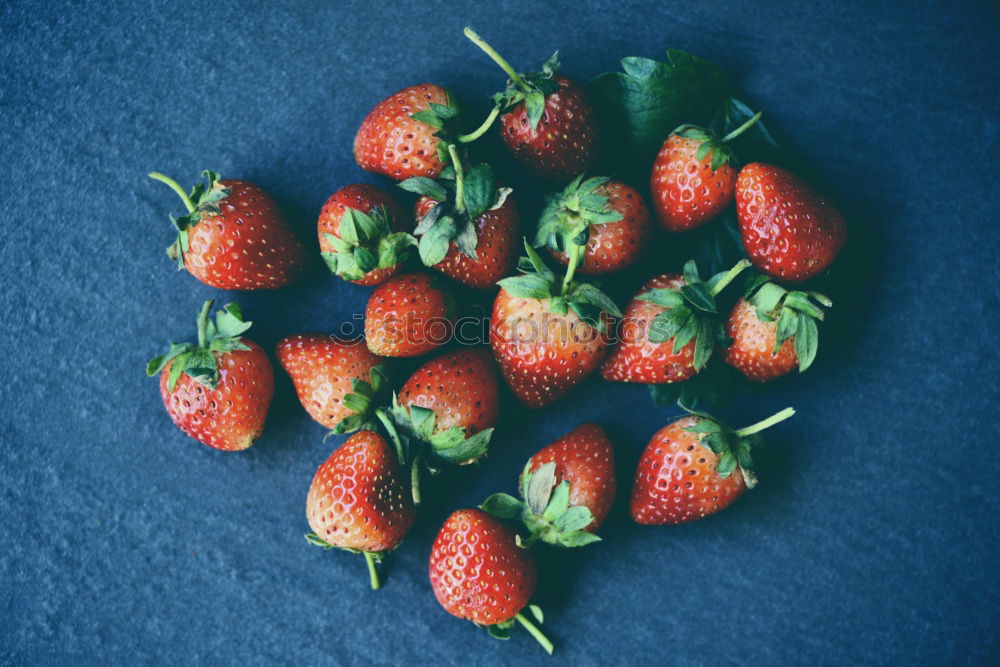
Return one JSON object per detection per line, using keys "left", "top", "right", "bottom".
{"left": 1, "top": 0, "right": 998, "bottom": 664}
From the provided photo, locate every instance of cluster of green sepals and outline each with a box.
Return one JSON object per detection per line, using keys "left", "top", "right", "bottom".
{"left": 744, "top": 273, "right": 832, "bottom": 373}
{"left": 639, "top": 258, "right": 751, "bottom": 370}
{"left": 399, "top": 148, "right": 512, "bottom": 267}
{"left": 330, "top": 365, "right": 390, "bottom": 435}
{"left": 482, "top": 461, "right": 601, "bottom": 549}
{"left": 534, "top": 174, "right": 623, "bottom": 270}
{"left": 321, "top": 206, "right": 414, "bottom": 282}
{"left": 671, "top": 108, "right": 762, "bottom": 172}
{"left": 682, "top": 406, "right": 797, "bottom": 489}
{"left": 408, "top": 90, "right": 465, "bottom": 167}
{"left": 499, "top": 241, "right": 622, "bottom": 332}
{"left": 146, "top": 300, "right": 252, "bottom": 392}
{"left": 148, "top": 170, "right": 231, "bottom": 270}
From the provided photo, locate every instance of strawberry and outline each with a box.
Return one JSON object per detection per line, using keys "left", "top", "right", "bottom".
{"left": 148, "top": 171, "right": 308, "bottom": 289}
{"left": 402, "top": 158, "right": 519, "bottom": 289}
{"left": 482, "top": 422, "right": 616, "bottom": 547}
{"left": 275, "top": 333, "right": 388, "bottom": 432}
{"left": 305, "top": 430, "right": 415, "bottom": 589}
{"left": 354, "top": 84, "right": 460, "bottom": 180}
{"left": 318, "top": 184, "right": 415, "bottom": 286}
{"left": 364, "top": 273, "right": 455, "bottom": 357}
{"left": 492, "top": 242, "right": 621, "bottom": 407}
{"left": 464, "top": 28, "right": 596, "bottom": 182}
{"left": 631, "top": 408, "right": 794, "bottom": 524}
{"left": 429, "top": 508, "right": 553, "bottom": 653}
{"left": 601, "top": 259, "right": 749, "bottom": 383}
{"left": 388, "top": 347, "right": 500, "bottom": 503}
{"left": 650, "top": 113, "right": 761, "bottom": 232}
{"left": 536, "top": 176, "right": 651, "bottom": 276}
{"left": 146, "top": 300, "right": 273, "bottom": 451}
{"left": 724, "top": 274, "right": 832, "bottom": 382}
{"left": 736, "top": 162, "right": 847, "bottom": 282}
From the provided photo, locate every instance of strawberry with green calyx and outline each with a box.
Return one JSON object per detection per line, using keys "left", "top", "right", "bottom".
{"left": 146, "top": 300, "right": 274, "bottom": 451}
{"left": 400, "top": 148, "right": 519, "bottom": 288}
{"left": 148, "top": 171, "right": 308, "bottom": 289}
{"left": 375, "top": 347, "right": 500, "bottom": 505}
{"left": 354, "top": 84, "right": 463, "bottom": 180}
{"left": 631, "top": 406, "right": 795, "bottom": 524}
{"left": 492, "top": 241, "right": 622, "bottom": 407}
{"left": 650, "top": 111, "right": 762, "bottom": 233}
{"left": 724, "top": 273, "right": 832, "bottom": 382}
{"left": 535, "top": 175, "right": 651, "bottom": 276}
{"left": 318, "top": 184, "right": 415, "bottom": 286}
{"left": 305, "top": 430, "right": 415, "bottom": 590}
{"left": 429, "top": 508, "right": 554, "bottom": 654}
{"left": 601, "top": 259, "right": 749, "bottom": 384}
{"left": 482, "top": 423, "right": 616, "bottom": 548}
{"left": 463, "top": 27, "right": 597, "bottom": 182}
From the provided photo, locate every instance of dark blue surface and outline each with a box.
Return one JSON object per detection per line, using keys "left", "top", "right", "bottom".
{"left": 2, "top": 1, "right": 998, "bottom": 664}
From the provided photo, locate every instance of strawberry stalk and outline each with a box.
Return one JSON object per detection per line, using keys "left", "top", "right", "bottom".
{"left": 709, "top": 258, "right": 751, "bottom": 296}
{"left": 734, "top": 406, "right": 796, "bottom": 437}
{"left": 447, "top": 144, "right": 466, "bottom": 213}
{"left": 195, "top": 299, "right": 213, "bottom": 348}
{"left": 458, "top": 105, "right": 501, "bottom": 143}
{"left": 363, "top": 551, "right": 381, "bottom": 591}
{"left": 373, "top": 407, "right": 422, "bottom": 505}
{"left": 514, "top": 612, "right": 554, "bottom": 655}
{"left": 148, "top": 171, "right": 196, "bottom": 213}
{"left": 560, "top": 240, "right": 585, "bottom": 294}
{"left": 720, "top": 111, "right": 763, "bottom": 143}
{"left": 463, "top": 27, "right": 529, "bottom": 90}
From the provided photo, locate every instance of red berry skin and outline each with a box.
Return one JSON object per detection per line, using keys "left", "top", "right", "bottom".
{"left": 185, "top": 180, "right": 308, "bottom": 290}
{"left": 724, "top": 297, "right": 799, "bottom": 382}
{"left": 159, "top": 340, "right": 274, "bottom": 451}
{"left": 306, "top": 430, "right": 415, "bottom": 553}
{"left": 414, "top": 195, "right": 520, "bottom": 289}
{"left": 600, "top": 274, "right": 697, "bottom": 384}
{"left": 490, "top": 288, "right": 609, "bottom": 408}
{"left": 354, "top": 84, "right": 449, "bottom": 181}
{"left": 365, "top": 273, "right": 453, "bottom": 357}
{"left": 275, "top": 334, "right": 385, "bottom": 430}
{"left": 650, "top": 135, "right": 737, "bottom": 232}
{"left": 318, "top": 184, "right": 410, "bottom": 286}
{"left": 736, "top": 163, "right": 846, "bottom": 283}
{"left": 500, "top": 76, "right": 597, "bottom": 183}
{"left": 522, "top": 423, "right": 616, "bottom": 531}
{"left": 397, "top": 347, "right": 500, "bottom": 437}
{"left": 550, "top": 180, "right": 652, "bottom": 275}
{"left": 631, "top": 416, "right": 747, "bottom": 525}
{"left": 429, "top": 508, "right": 536, "bottom": 625}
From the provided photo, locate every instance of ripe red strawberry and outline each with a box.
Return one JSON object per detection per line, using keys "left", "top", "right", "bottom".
{"left": 318, "top": 184, "right": 414, "bottom": 286}
{"left": 429, "top": 508, "right": 553, "bottom": 653}
{"left": 492, "top": 243, "right": 621, "bottom": 408}
{"left": 482, "top": 422, "right": 616, "bottom": 547}
{"left": 631, "top": 408, "right": 794, "bottom": 524}
{"left": 601, "top": 259, "right": 749, "bottom": 383}
{"left": 736, "top": 162, "right": 847, "bottom": 282}
{"left": 146, "top": 300, "right": 273, "bottom": 451}
{"left": 354, "top": 84, "right": 458, "bottom": 180}
{"left": 650, "top": 114, "right": 761, "bottom": 232}
{"left": 724, "top": 275, "right": 832, "bottom": 382}
{"left": 404, "top": 159, "right": 519, "bottom": 289}
{"left": 364, "top": 273, "right": 455, "bottom": 357}
{"left": 149, "top": 171, "right": 308, "bottom": 289}
{"left": 305, "top": 430, "right": 415, "bottom": 589}
{"left": 275, "top": 333, "right": 387, "bottom": 432}
{"left": 537, "top": 176, "right": 651, "bottom": 275}
{"left": 464, "top": 28, "right": 596, "bottom": 182}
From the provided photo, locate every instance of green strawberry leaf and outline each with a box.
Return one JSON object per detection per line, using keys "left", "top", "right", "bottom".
{"left": 481, "top": 492, "right": 525, "bottom": 520}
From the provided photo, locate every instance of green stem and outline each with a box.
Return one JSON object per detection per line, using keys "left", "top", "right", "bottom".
{"left": 448, "top": 144, "right": 466, "bottom": 213}
{"left": 149, "top": 172, "right": 195, "bottom": 213}
{"left": 410, "top": 455, "right": 422, "bottom": 506}
{"left": 734, "top": 407, "right": 795, "bottom": 437}
{"left": 560, "top": 240, "right": 584, "bottom": 295}
{"left": 721, "top": 111, "right": 763, "bottom": 143}
{"left": 195, "top": 300, "right": 214, "bottom": 348}
{"left": 709, "top": 259, "right": 751, "bottom": 296}
{"left": 463, "top": 27, "right": 529, "bottom": 90}
{"left": 514, "top": 612, "right": 554, "bottom": 655}
{"left": 363, "top": 551, "right": 381, "bottom": 591}
{"left": 374, "top": 409, "right": 405, "bottom": 465}
{"left": 458, "top": 105, "right": 501, "bottom": 143}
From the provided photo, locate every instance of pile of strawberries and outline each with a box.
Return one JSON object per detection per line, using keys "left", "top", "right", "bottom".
{"left": 146, "top": 28, "right": 846, "bottom": 654}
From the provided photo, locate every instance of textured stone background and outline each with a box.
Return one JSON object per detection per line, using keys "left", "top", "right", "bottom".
{"left": 1, "top": 0, "right": 997, "bottom": 664}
